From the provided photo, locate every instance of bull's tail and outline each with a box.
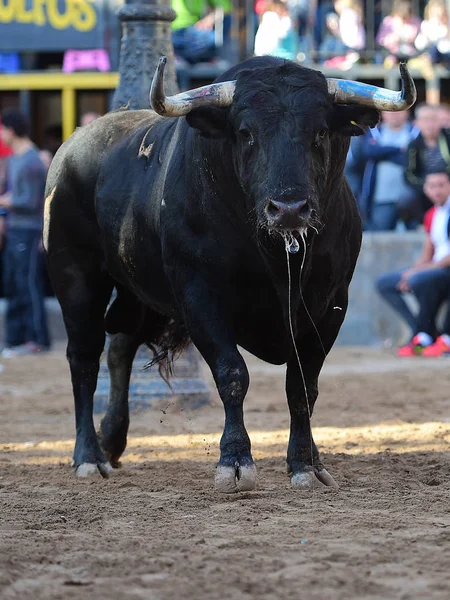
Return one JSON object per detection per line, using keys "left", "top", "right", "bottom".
{"left": 145, "top": 319, "right": 191, "bottom": 387}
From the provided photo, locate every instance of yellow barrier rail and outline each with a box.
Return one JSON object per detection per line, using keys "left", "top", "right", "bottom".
{"left": 0, "top": 72, "right": 119, "bottom": 140}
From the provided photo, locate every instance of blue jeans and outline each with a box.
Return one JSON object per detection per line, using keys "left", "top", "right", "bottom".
{"left": 2, "top": 228, "right": 50, "bottom": 348}
{"left": 173, "top": 27, "right": 216, "bottom": 64}
{"left": 368, "top": 203, "right": 419, "bottom": 232}
{"left": 376, "top": 267, "right": 450, "bottom": 337}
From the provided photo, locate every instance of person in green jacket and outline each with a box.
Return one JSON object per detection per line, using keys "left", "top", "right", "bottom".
{"left": 172, "top": 0, "right": 231, "bottom": 64}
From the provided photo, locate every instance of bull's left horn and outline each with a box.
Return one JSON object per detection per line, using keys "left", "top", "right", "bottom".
{"left": 327, "top": 63, "right": 416, "bottom": 111}
{"left": 150, "top": 56, "right": 236, "bottom": 117}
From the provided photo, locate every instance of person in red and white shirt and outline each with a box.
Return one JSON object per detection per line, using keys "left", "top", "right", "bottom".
{"left": 376, "top": 169, "right": 450, "bottom": 356}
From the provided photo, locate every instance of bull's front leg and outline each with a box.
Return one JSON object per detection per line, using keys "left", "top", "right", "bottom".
{"left": 174, "top": 275, "right": 256, "bottom": 493}
{"left": 286, "top": 291, "right": 348, "bottom": 490}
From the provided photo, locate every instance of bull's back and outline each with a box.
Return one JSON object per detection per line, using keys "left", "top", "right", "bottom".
{"left": 44, "top": 109, "right": 161, "bottom": 256}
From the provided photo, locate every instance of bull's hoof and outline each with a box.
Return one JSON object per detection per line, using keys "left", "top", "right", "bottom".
{"left": 215, "top": 463, "right": 257, "bottom": 493}
{"left": 291, "top": 468, "right": 339, "bottom": 490}
{"left": 75, "top": 461, "right": 113, "bottom": 479}
{"left": 97, "top": 423, "right": 127, "bottom": 470}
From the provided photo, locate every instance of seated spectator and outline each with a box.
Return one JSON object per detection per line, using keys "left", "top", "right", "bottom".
{"left": 254, "top": 0, "right": 296, "bottom": 59}
{"left": 171, "top": 0, "right": 231, "bottom": 65}
{"left": 415, "top": 0, "right": 450, "bottom": 68}
{"left": 287, "top": 0, "right": 317, "bottom": 58}
{"left": 321, "top": 0, "right": 365, "bottom": 70}
{"left": 405, "top": 103, "right": 450, "bottom": 218}
{"left": 376, "top": 0, "right": 421, "bottom": 67}
{"left": 376, "top": 170, "right": 450, "bottom": 357}
{"left": 344, "top": 135, "right": 367, "bottom": 209}
{"left": 438, "top": 102, "right": 450, "bottom": 129}
{"left": 359, "top": 110, "right": 420, "bottom": 231}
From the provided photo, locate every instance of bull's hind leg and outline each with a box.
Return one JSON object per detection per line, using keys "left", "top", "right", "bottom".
{"left": 97, "top": 333, "right": 141, "bottom": 467}
{"left": 47, "top": 251, "right": 114, "bottom": 477}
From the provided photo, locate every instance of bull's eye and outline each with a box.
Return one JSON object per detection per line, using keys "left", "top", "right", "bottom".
{"left": 314, "top": 129, "right": 327, "bottom": 147}
{"left": 239, "top": 127, "right": 254, "bottom": 145}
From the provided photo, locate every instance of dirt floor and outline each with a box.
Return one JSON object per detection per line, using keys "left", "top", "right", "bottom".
{"left": 1, "top": 343, "right": 450, "bottom": 600}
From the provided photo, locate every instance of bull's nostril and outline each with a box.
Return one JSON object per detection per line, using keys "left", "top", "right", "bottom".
{"left": 299, "top": 202, "right": 310, "bottom": 216}
{"left": 266, "top": 200, "right": 281, "bottom": 217}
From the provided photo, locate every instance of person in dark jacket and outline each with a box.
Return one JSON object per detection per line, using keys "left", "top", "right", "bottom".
{"left": 359, "top": 109, "right": 419, "bottom": 230}
{"left": 405, "top": 102, "right": 450, "bottom": 217}
{"left": 0, "top": 110, "right": 50, "bottom": 357}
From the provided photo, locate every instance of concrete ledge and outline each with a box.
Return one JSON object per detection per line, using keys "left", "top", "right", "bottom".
{"left": 0, "top": 232, "right": 427, "bottom": 348}
{"left": 337, "top": 231, "right": 425, "bottom": 346}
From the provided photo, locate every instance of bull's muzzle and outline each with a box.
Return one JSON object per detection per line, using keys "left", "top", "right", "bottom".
{"left": 265, "top": 198, "right": 311, "bottom": 230}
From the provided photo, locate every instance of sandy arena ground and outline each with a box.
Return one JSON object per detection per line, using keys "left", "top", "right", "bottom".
{"left": 0, "top": 343, "right": 450, "bottom": 599}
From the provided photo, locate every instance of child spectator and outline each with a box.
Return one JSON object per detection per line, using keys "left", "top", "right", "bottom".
{"left": 415, "top": 0, "right": 450, "bottom": 67}
{"left": 321, "top": 0, "right": 366, "bottom": 69}
{"left": 376, "top": 0, "right": 421, "bottom": 67}
{"left": 359, "top": 110, "right": 420, "bottom": 231}
{"left": 254, "top": 0, "right": 296, "bottom": 59}
{"left": 405, "top": 103, "right": 450, "bottom": 217}
{"left": 376, "top": 170, "right": 450, "bottom": 356}
{"left": 0, "top": 110, "right": 50, "bottom": 357}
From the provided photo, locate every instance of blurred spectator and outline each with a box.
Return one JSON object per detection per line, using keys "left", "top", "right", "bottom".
{"left": 254, "top": 0, "right": 296, "bottom": 58}
{"left": 287, "top": 0, "right": 317, "bottom": 57}
{"left": 438, "top": 102, "right": 450, "bottom": 128}
{"left": 0, "top": 110, "right": 50, "bottom": 357}
{"left": 321, "top": 0, "right": 366, "bottom": 69}
{"left": 376, "top": 0, "right": 422, "bottom": 67}
{"left": 80, "top": 111, "right": 101, "bottom": 127}
{"left": 376, "top": 170, "right": 450, "bottom": 357}
{"left": 415, "top": 0, "right": 450, "bottom": 67}
{"left": 171, "top": 0, "right": 231, "bottom": 65}
{"left": 344, "top": 135, "right": 366, "bottom": 207}
{"left": 405, "top": 103, "right": 450, "bottom": 217}
{"left": 0, "top": 119, "right": 12, "bottom": 196}
{"left": 359, "top": 110, "right": 420, "bottom": 231}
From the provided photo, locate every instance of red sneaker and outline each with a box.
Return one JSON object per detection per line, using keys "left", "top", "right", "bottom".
{"left": 397, "top": 335, "right": 426, "bottom": 357}
{"left": 422, "top": 335, "right": 450, "bottom": 357}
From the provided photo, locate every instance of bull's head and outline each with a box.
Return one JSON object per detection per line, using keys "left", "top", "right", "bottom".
{"left": 150, "top": 57, "right": 416, "bottom": 234}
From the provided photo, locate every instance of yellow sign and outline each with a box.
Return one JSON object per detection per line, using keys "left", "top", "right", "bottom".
{"left": 0, "top": 0, "right": 97, "bottom": 32}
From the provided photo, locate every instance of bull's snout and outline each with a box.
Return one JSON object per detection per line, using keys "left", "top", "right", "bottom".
{"left": 265, "top": 198, "right": 311, "bottom": 230}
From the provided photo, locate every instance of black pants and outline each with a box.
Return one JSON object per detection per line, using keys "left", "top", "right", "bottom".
{"left": 2, "top": 228, "right": 50, "bottom": 348}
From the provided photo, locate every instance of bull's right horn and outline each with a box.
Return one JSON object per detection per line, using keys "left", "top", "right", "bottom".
{"left": 150, "top": 56, "right": 236, "bottom": 117}
{"left": 327, "top": 62, "right": 417, "bottom": 111}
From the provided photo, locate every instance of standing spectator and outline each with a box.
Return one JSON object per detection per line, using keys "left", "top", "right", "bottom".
{"left": 376, "top": 0, "right": 422, "bottom": 67}
{"left": 0, "top": 110, "right": 50, "bottom": 357}
{"left": 0, "top": 121, "right": 12, "bottom": 259}
{"left": 405, "top": 103, "right": 450, "bottom": 218}
{"left": 322, "top": 0, "right": 366, "bottom": 69}
{"left": 415, "top": 0, "right": 450, "bottom": 67}
{"left": 359, "top": 110, "right": 419, "bottom": 231}
{"left": 376, "top": 170, "right": 450, "bottom": 357}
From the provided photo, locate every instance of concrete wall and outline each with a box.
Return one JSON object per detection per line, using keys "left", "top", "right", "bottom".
{"left": 337, "top": 231, "right": 425, "bottom": 346}
{"left": 0, "top": 232, "right": 428, "bottom": 348}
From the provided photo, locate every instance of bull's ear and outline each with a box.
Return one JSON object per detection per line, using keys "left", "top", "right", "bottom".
{"left": 186, "top": 107, "right": 230, "bottom": 139}
{"left": 329, "top": 106, "right": 380, "bottom": 136}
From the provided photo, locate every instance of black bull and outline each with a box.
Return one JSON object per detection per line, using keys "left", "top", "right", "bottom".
{"left": 44, "top": 56, "right": 415, "bottom": 491}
